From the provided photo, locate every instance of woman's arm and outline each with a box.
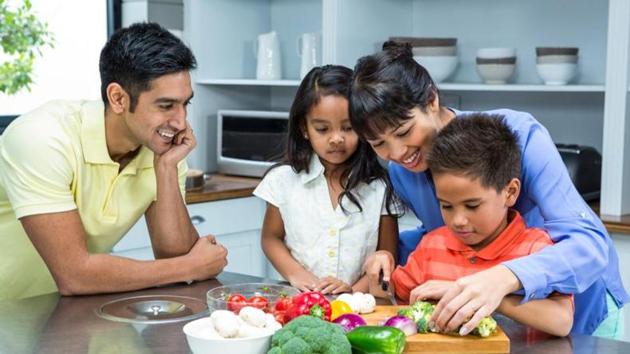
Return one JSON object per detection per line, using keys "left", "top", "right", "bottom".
{"left": 497, "top": 294, "right": 573, "bottom": 337}
{"left": 260, "top": 203, "right": 319, "bottom": 291}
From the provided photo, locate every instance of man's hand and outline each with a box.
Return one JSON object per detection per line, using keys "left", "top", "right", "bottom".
{"left": 409, "top": 280, "right": 454, "bottom": 304}
{"left": 314, "top": 276, "right": 352, "bottom": 295}
{"left": 187, "top": 235, "right": 228, "bottom": 281}
{"left": 430, "top": 265, "right": 521, "bottom": 335}
{"left": 155, "top": 121, "right": 196, "bottom": 167}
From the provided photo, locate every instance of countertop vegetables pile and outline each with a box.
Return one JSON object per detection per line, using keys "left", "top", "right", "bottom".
{"left": 398, "top": 300, "right": 498, "bottom": 337}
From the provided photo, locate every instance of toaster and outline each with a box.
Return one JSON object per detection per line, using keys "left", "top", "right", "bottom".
{"left": 556, "top": 144, "right": 601, "bottom": 201}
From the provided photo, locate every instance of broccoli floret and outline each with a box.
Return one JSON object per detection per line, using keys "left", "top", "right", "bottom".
{"left": 267, "top": 315, "right": 351, "bottom": 354}
{"left": 471, "top": 316, "right": 498, "bottom": 337}
{"left": 403, "top": 301, "right": 497, "bottom": 337}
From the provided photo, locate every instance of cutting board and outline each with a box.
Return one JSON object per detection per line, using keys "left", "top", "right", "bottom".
{"left": 362, "top": 306, "right": 510, "bottom": 354}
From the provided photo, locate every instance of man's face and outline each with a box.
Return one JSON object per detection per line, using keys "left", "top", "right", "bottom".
{"left": 125, "top": 71, "right": 193, "bottom": 155}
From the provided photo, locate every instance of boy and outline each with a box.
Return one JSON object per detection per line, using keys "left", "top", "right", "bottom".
{"left": 368, "top": 114, "right": 573, "bottom": 336}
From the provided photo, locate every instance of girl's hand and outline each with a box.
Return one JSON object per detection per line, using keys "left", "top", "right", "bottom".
{"left": 409, "top": 280, "right": 454, "bottom": 304}
{"left": 288, "top": 272, "right": 319, "bottom": 292}
{"left": 314, "top": 277, "right": 352, "bottom": 295}
{"left": 362, "top": 250, "right": 395, "bottom": 289}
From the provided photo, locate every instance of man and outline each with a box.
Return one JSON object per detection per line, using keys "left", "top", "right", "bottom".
{"left": 0, "top": 23, "right": 227, "bottom": 299}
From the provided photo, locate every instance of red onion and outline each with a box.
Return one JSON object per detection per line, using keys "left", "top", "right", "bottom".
{"left": 383, "top": 315, "right": 418, "bottom": 336}
{"left": 332, "top": 313, "right": 367, "bottom": 332}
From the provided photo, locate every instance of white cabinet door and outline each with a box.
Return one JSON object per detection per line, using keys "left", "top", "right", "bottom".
{"left": 217, "top": 230, "right": 266, "bottom": 278}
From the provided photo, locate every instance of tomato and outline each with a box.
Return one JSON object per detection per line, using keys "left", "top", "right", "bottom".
{"left": 227, "top": 294, "right": 247, "bottom": 312}
{"left": 274, "top": 296, "right": 291, "bottom": 312}
{"left": 273, "top": 310, "right": 286, "bottom": 325}
{"left": 248, "top": 295, "right": 269, "bottom": 310}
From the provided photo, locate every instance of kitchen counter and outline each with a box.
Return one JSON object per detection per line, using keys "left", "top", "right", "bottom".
{"left": 2, "top": 272, "right": 629, "bottom": 353}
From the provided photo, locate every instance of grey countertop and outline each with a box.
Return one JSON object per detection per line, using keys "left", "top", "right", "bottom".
{"left": 1, "top": 272, "right": 629, "bottom": 353}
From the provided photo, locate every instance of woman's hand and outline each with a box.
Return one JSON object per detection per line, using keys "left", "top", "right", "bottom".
{"left": 362, "top": 250, "right": 395, "bottom": 287}
{"left": 314, "top": 277, "right": 352, "bottom": 295}
{"left": 409, "top": 280, "right": 454, "bottom": 303}
{"left": 430, "top": 265, "right": 521, "bottom": 335}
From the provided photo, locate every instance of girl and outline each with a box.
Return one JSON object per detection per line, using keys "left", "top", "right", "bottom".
{"left": 350, "top": 41, "right": 628, "bottom": 337}
{"left": 254, "top": 65, "right": 399, "bottom": 294}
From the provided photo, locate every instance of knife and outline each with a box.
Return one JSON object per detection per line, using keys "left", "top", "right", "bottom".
{"left": 379, "top": 269, "right": 398, "bottom": 306}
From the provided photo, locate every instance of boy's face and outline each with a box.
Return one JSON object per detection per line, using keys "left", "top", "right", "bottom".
{"left": 433, "top": 172, "right": 520, "bottom": 251}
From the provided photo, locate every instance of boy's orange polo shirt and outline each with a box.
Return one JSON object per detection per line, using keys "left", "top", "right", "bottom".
{"left": 391, "top": 211, "right": 553, "bottom": 303}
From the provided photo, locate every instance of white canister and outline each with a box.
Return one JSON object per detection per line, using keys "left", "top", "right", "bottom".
{"left": 255, "top": 31, "right": 282, "bottom": 80}
{"left": 297, "top": 32, "right": 321, "bottom": 79}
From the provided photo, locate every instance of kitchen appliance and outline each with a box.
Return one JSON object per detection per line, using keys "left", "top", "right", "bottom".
{"left": 556, "top": 144, "right": 601, "bottom": 201}
{"left": 217, "top": 110, "right": 288, "bottom": 177}
{"left": 255, "top": 31, "right": 282, "bottom": 80}
{"left": 298, "top": 32, "right": 321, "bottom": 79}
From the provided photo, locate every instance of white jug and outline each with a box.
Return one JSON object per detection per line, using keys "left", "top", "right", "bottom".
{"left": 298, "top": 32, "right": 321, "bottom": 79}
{"left": 255, "top": 31, "right": 282, "bottom": 80}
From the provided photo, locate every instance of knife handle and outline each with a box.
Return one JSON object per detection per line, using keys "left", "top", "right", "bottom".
{"left": 379, "top": 269, "right": 389, "bottom": 291}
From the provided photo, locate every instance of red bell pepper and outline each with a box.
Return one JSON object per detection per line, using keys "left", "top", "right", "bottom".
{"left": 284, "top": 291, "right": 332, "bottom": 321}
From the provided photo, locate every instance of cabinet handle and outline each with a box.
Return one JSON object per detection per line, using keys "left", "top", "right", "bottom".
{"left": 190, "top": 215, "right": 206, "bottom": 225}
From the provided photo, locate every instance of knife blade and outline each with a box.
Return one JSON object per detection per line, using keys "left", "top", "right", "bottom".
{"left": 379, "top": 269, "right": 398, "bottom": 306}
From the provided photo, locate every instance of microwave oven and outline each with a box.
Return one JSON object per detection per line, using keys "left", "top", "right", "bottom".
{"left": 217, "top": 110, "right": 289, "bottom": 177}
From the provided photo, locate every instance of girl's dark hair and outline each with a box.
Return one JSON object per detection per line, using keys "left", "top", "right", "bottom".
{"left": 349, "top": 41, "right": 438, "bottom": 140}
{"left": 272, "top": 65, "right": 398, "bottom": 215}
{"left": 426, "top": 114, "right": 521, "bottom": 192}
{"left": 99, "top": 22, "right": 197, "bottom": 112}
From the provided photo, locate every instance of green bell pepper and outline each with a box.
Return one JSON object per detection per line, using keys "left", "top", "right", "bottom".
{"left": 346, "top": 326, "right": 406, "bottom": 354}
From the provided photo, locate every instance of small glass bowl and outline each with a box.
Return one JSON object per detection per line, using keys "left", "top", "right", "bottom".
{"left": 206, "top": 283, "right": 300, "bottom": 314}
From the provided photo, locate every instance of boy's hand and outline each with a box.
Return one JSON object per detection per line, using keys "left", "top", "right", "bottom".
{"left": 288, "top": 272, "right": 320, "bottom": 292}
{"left": 314, "top": 277, "right": 352, "bottom": 295}
{"left": 362, "top": 250, "right": 395, "bottom": 287}
{"left": 409, "top": 280, "right": 454, "bottom": 304}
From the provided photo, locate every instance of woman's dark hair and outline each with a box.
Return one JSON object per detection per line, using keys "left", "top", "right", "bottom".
{"left": 349, "top": 41, "right": 438, "bottom": 140}
{"left": 273, "top": 64, "right": 398, "bottom": 215}
{"left": 426, "top": 114, "right": 521, "bottom": 192}
{"left": 99, "top": 22, "right": 197, "bottom": 112}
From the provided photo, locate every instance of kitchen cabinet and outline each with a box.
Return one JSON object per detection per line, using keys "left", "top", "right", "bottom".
{"left": 183, "top": 0, "right": 629, "bottom": 216}
{"left": 111, "top": 197, "right": 268, "bottom": 277}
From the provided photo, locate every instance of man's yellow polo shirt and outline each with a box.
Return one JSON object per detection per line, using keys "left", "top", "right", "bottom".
{"left": 0, "top": 100, "right": 187, "bottom": 299}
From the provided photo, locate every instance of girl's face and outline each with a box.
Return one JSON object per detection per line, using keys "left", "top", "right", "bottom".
{"left": 304, "top": 95, "right": 359, "bottom": 170}
{"left": 365, "top": 99, "right": 452, "bottom": 173}
{"left": 433, "top": 172, "right": 520, "bottom": 251}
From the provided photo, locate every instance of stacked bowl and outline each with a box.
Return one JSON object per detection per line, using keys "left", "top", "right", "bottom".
{"left": 536, "top": 47, "right": 578, "bottom": 85}
{"left": 389, "top": 37, "right": 458, "bottom": 83}
{"left": 476, "top": 48, "right": 516, "bottom": 84}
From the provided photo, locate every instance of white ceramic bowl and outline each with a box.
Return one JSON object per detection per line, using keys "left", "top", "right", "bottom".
{"left": 183, "top": 317, "right": 273, "bottom": 354}
{"left": 476, "top": 47, "right": 516, "bottom": 59}
{"left": 412, "top": 46, "right": 457, "bottom": 56}
{"left": 536, "top": 63, "right": 577, "bottom": 85}
{"left": 413, "top": 55, "right": 458, "bottom": 82}
{"left": 476, "top": 63, "right": 515, "bottom": 84}
{"left": 536, "top": 55, "right": 578, "bottom": 64}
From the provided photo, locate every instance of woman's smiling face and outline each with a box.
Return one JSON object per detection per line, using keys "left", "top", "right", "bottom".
{"left": 365, "top": 104, "right": 450, "bottom": 173}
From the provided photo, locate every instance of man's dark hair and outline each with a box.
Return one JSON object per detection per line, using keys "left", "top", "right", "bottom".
{"left": 99, "top": 22, "right": 197, "bottom": 112}
{"left": 349, "top": 41, "right": 438, "bottom": 140}
{"left": 426, "top": 114, "right": 521, "bottom": 192}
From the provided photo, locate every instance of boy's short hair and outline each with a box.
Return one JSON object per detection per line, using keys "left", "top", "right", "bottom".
{"left": 426, "top": 113, "right": 521, "bottom": 192}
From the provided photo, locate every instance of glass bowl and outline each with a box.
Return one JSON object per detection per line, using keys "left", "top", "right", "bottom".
{"left": 206, "top": 283, "right": 300, "bottom": 314}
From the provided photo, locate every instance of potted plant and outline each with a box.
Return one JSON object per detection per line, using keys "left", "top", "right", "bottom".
{"left": 0, "top": 0, "right": 53, "bottom": 94}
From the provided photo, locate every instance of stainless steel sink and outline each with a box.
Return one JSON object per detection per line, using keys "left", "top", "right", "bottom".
{"left": 95, "top": 295, "right": 208, "bottom": 324}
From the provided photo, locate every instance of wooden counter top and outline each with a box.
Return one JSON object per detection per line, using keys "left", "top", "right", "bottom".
{"left": 186, "top": 174, "right": 630, "bottom": 234}
{"left": 185, "top": 174, "right": 260, "bottom": 204}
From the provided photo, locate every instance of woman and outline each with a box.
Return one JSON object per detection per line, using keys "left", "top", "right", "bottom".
{"left": 350, "top": 41, "right": 628, "bottom": 337}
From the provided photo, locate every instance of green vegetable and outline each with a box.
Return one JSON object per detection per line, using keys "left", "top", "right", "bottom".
{"left": 267, "top": 315, "right": 351, "bottom": 354}
{"left": 346, "top": 326, "right": 406, "bottom": 354}
{"left": 399, "top": 301, "right": 498, "bottom": 337}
